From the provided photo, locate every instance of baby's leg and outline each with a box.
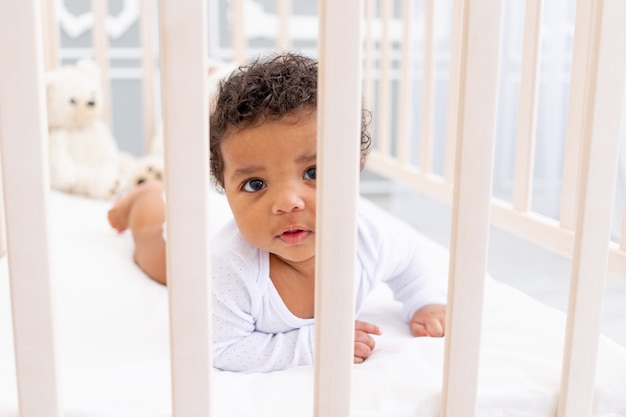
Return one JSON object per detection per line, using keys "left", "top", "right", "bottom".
{"left": 133, "top": 222, "right": 167, "bottom": 285}
{"left": 108, "top": 180, "right": 167, "bottom": 285}
{"left": 108, "top": 180, "right": 165, "bottom": 232}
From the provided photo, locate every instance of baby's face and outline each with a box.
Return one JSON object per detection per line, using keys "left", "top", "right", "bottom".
{"left": 221, "top": 112, "right": 317, "bottom": 267}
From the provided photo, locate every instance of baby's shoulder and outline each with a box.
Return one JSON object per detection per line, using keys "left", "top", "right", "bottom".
{"left": 211, "top": 220, "right": 268, "bottom": 285}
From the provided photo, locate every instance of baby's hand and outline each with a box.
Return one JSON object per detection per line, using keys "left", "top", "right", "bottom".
{"left": 354, "top": 320, "right": 382, "bottom": 364}
{"left": 410, "top": 304, "right": 446, "bottom": 337}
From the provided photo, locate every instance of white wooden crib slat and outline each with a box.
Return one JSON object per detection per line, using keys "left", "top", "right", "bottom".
{"left": 443, "top": 0, "right": 464, "bottom": 184}
{"left": 377, "top": 0, "right": 393, "bottom": 159}
{"left": 419, "top": 0, "right": 436, "bottom": 174}
{"left": 140, "top": 0, "right": 157, "bottom": 152}
{"left": 512, "top": 0, "right": 543, "bottom": 212}
{"left": 0, "top": 1, "right": 62, "bottom": 416}
{"left": 158, "top": 1, "right": 212, "bottom": 416}
{"left": 315, "top": 1, "right": 363, "bottom": 415}
{"left": 441, "top": 1, "right": 503, "bottom": 416}
{"left": 609, "top": 247, "right": 626, "bottom": 282}
{"left": 395, "top": 0, "right": 414, "bottom": 167}
{"left": 559, "top": 0, "right": 593, "bottom": 231}
{"left": 231, "top": 0, "right": 247, "bottom": 64}
{"left": 91, "top": 0, "right": 113, "bottom": 127}
{"left": 557, "top": 1, "right": 626, "bottom": 415}
{"left": 363, "top": 0, "right": 376, "bottom": 117}
{"left": 621, "top": 192, "right": 626, "bottom": 251}
{"left": 41, "top": 0, "right": 59, "bottom": 71}
{"left": 277, "top": 0, "right": 292, "bottom": 51}
{"left": 0, "top": 173, "right": 5, "bottom": 258}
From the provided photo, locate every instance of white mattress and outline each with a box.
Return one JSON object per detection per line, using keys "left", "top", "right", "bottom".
{"left": 1, "top": 191, "right": 625, "bottom": 417}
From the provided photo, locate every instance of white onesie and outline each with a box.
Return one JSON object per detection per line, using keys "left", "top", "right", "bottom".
{"left": 211, "top": 197, "right": 447, "bottom": 373}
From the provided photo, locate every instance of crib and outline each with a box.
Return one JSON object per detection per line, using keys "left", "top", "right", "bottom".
{"left": 0, "top": 1, "right": 625, "bottom": 416}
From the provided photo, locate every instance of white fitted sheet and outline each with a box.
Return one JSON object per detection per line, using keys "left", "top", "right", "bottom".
{"left": 1, "top": 191, "right": 625, "bottom": 417}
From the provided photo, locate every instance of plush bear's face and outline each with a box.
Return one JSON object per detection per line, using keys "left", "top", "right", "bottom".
{"left": 130, "top": 155, "right": 164, "bottom": 187}
{"left": 46, "top": 60, "right": 104, "bottom": 130}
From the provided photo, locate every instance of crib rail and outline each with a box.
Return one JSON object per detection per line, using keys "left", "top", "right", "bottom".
{"left": 364, "top": 0, "right": 626, "bottom": 281}
{"left": 558, "top": 2, "right": 626, "bottom": 414}
{"left": 314, "top": 2, "right": 364, "bottom": 414}
{"left": 0, "top": 2, "right": 62, "bottom": 416}
{"left": 441, "top": 2, "right": 504, "bottom": 415}
{"left": 158, "top": 1, "right": 213, "bottom": 414}
{"left": 1, "top": 0, "right": 625, "bottom": 417}
{"left": 364, "top": 2, "right": 626, "bottom": 417}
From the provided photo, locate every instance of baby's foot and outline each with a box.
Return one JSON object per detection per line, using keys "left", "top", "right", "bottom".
{"left": 108, "top": 193, "right": 133, "bottom": 233}
{"left": 107, "top": 185, "right": 148, "bottom": 232}
{"left": 107, "top": 180, "right": 163, "bottom": 233}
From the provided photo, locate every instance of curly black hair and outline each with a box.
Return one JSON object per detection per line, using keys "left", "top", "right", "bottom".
{"left": 209, "top": 52, "right": 372, "bottom": 187}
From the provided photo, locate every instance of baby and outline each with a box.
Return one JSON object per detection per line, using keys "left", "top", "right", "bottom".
{"left": 108, "top": 52, "right": 446, "bottom": 373}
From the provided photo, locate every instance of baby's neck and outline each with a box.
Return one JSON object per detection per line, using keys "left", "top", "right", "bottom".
{"left": 269, "top": 254, "right": 316, "bottom": 319}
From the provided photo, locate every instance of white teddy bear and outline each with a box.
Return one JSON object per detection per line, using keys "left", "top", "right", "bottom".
{"left": 46, "top": 59, "right": 123, "bottom": 199}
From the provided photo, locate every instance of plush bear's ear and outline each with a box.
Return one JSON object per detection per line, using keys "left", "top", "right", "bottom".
{"left": 75, "top": 59, "right": 101, "bottom": 80}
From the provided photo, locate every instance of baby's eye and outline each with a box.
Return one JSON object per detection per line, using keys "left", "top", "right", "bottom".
{"left": 304, "top": 167, "right": 316, "bottom": 180}
{"left": 242, "top": 178, "right": 266, "bottom": 192}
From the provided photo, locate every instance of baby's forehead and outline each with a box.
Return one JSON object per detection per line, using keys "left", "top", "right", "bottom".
{"left": 223, "top": 109, "right": 317, "bottom": 138}
{"left": 220, "top": 115, "right": 317, "bottom": 181}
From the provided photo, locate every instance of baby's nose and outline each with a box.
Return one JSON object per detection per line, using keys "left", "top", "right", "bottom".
{"left": 272, "top": 185, "right": 306, "bottom": 214}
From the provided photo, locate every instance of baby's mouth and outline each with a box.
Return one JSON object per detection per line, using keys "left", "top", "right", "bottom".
{"left": 278, "top": 228, "right": 311, "bottom": 244}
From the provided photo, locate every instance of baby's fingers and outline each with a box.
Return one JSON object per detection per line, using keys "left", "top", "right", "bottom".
{"left": 355, "top": 329, "right": 376, "bottom": 350}
{"left": 410, "top": 321, "right": 429, "bottom": 337}
{"left": 426, "top": 317, "right": 444, "bottom": 337}
{"left": 353, "top": 320, "right": 382, "bottom": 364}
{"left": 353, "top": 331, "right": 375, "bottom": 363}
{"left": 410, "top": 305, "right": 446, "bottom": 337}
{"left": 353, "top": 340, "right": 373, "bottom": 362}
{"left": 410, "top": 317, "right": 444, "bottom": 337}
{"left": 354, "top": 320, "right": 382, "bottom": 336}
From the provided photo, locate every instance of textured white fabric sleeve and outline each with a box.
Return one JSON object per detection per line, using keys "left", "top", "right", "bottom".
{"left": 357, "top": 199, "right": 448, "bottom": 322}
{"left": 211, "top": 226, "right": 315, "bottom": 373}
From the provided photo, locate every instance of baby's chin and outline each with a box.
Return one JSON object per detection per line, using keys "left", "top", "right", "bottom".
{"left": 269, "top": 247, "right": 316, "bottom": 266}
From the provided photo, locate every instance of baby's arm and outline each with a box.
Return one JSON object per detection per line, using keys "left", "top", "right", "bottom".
{"left": 409, "top": 304, "right": 446, "bottom": 337}
{"left": 357, "top": 199, "right": 447, "bottom": 335}
{"left": 211, "top": 245, "right": 317, "bottom": 372}
{"left": 214, "top": 308, "right": 383, "bottom": 370}
{"left": 213, "top": 324, "right": 315, "bottom": 372}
